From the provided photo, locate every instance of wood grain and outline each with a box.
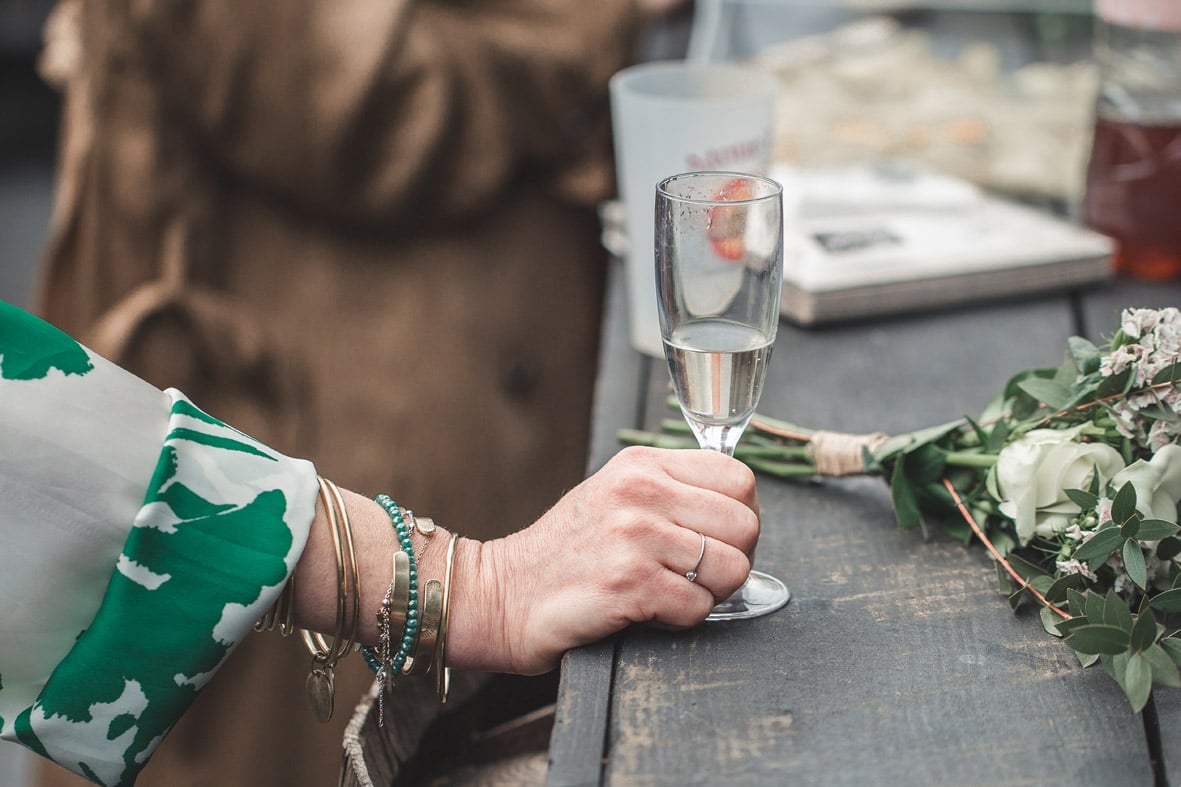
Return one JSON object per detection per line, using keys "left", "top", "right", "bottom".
{"left": 554, "top": 269, "right": 1177, "bottom": 784}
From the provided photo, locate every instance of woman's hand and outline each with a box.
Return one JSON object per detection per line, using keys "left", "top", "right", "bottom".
{"left": 447, "top": 446, "right": 760, "bottom": 674}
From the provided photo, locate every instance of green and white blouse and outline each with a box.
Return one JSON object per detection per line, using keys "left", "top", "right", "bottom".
{"left": 0, "top": 300, "right": 318, "bottom": 786}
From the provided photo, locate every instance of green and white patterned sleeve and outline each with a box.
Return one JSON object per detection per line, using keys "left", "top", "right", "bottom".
{"left": 0, "top": 301, "right": 319, "bottom": 787}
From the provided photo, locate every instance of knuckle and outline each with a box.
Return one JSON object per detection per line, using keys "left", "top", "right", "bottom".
{"left": 612, "top": 444, "right": 658, "bottom": 471}
{"left": 605, "top": 469, "right": 665, "bottom": 509}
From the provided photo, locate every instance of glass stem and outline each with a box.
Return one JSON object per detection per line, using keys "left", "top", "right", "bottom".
{"left": 694, "top": 419, "right": 749, "bottom": 457}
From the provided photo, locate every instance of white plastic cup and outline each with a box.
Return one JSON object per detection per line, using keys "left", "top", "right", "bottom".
{"left": 609, "top": 61, "right": 777, "bottom": 356}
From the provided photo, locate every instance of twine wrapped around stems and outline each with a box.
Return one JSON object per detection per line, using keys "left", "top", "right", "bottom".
{"left": 808, "top": 430, "right": 889, "bottom": 476}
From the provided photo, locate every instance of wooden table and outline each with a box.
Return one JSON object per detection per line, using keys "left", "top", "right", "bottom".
{"left": 548, "top": 261, "right": 1181, "bottom": 786}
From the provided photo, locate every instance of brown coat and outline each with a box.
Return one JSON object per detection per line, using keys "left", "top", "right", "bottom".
{"left": 33, "top": 0, "right": 640, "bottom": 784}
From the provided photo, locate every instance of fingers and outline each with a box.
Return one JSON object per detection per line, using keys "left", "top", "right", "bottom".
{"left": 604, "top": 446, "right": 760, "bottom": 556}
{"left": 668, "top": 526, "right": 750, "bottom": 605}
{"left": 613, "top": 445, "right": 760, "bottom": 513}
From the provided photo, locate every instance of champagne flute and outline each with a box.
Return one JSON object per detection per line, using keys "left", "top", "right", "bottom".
{"left": 655, "top": 171, "right": 790, "bottom": 621}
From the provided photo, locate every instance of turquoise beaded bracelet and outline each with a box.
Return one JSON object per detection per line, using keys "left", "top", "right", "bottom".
{"left": 363, "top": 495, "right": 419, "bottom": 676}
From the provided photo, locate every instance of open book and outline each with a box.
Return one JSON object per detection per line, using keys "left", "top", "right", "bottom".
{"left": 777, "top": 163, "right": 1115, "bottom": 325}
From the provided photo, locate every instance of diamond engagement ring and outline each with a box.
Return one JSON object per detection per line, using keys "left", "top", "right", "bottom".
{"left": 686, "top": 532, "right": 706, "bottom": 583}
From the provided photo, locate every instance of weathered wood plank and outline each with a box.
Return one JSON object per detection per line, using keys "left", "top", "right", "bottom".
{"left": 584, "top": 258, "right": 650, "bottom": 476}
{"left": 602, "top": 295, "right": 1153, "bottom": 785}
{"left": 548, "top": 639, "right": 617, "bottom": 787}
{"left": 549, "top": 259, "right": 642, "bottom": 787}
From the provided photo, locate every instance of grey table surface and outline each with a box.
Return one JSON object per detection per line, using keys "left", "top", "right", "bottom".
{"left": 548, "top": 261, "right": 1181, "bottom": 787}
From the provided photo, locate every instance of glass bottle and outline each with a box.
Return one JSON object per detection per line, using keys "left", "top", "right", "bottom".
{"left": 1082, "top": 0, "right": 1181, "bottom": 279}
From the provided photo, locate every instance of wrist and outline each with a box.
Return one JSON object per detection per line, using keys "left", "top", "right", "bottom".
{"left": 438, "top": 537, "right": 516, "bottom": 673}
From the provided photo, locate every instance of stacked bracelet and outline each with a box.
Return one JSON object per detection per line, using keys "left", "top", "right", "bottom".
{"left": 257, "top": 481, "right": 460, "bottom": 724}
{"left": 375, "top": 495, "right": 419, "bottom": 672}
{"left": 362, "top": 495, "right": 422, "bottom": 724}
{"left": 299, "top": 476, "right": 360, "bottom": 723}
{"left": 360, "top": 494, "right": 458, "bottom": 721}
{"left": 254, "top": 569, "right": 296, "bottom": 637}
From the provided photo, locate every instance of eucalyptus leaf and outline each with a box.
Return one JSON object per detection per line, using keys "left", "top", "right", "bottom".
{"left": 1145, "top": 644, "right": 1181, "bottom": 688}
{"left": 1072, "top": 527, "right": 1125, "bottom": 564}
{"left": 1054, "top": 355, "right": 1080, "bottom": 386}
{"left": 989, "top": 529, "right": 1016, "bottom": 557}
{"left": 1103, "top": 591, "right": 1135, "bottom": 632}
{"left": 1131, "top": 609, "right": 1160, "bottom": 653}
{"left": 1046, "top": 572, "right": 1087, "bottom": 603}
{"left": 1055, "top": 615, "right": 1092, "bottom": 636}
{"left": 1125, "top": 653, "right": 1152, "bottom": 713}
{"left": 1100, "top": 652, "right": 1120, "bottom": 683}
{"left": 1118, "top": 651, "right": 1140, "bottom": 689}
{"left": 1066, "top": 624, "right": 1131, "bottom": 655}
{"left": 1151, "top": 361, "right": 1181, "bottom": 386}
{"left": 890, "top": 455, "right": 923, "bottom": 533}
{"left": 1112, "top": 481, "right": 1139, "bottom": 526}
{"left": 986, "top": 420, "right": 1010, "bottom": 454}
{"left": 1003, "top": 367, "right": 1055, "bottom": 400}
{"left": 1084, "top": 591, "right": 1106, "bottom": 625}
{"left": 1121, "top": 516, "right": 1141, "bottom": 540}
{"left": 1040, "top": 606, "right": 1065, "bottom": 637}
{"left": 1067, "top": 588, "right": 1089, "bottom": 618}
{"left": 1149, "top": 587, "right": 1181, "bottom": 614}
{"left": 906, "top": 444, "right": 948, "bottom": 484}
{"left": 1065, "top": 488, "right": 1099, "bottom": 511}
{"left": 1158, "top": 536, "right": 1181, "bottom": 561}
{"left": 1161, "top": 637, "right": 1181, "bottom": 667}
{"left": 1068, "top": 336, "right": 1101, "bottom": 374}
{"left": 1087, "top": 471, "right": 1101, "bottom": 496}
{"left": 1123, "top": 539, "right": 1148, "bottom": 591}
{"left": 1017, "top": 377, "right": 1075, "bottom": 410}
{"left": 1097, "top": 366, "right": 1132, "bottom": 399}
{"left": 1138, "top": 519, "right": 1181, "bottom": 541}
{"left": 1030, "top": 575, "right": 1054, "bottom": 595}
{"left": 872, "top": 419, "right": 965, "bottom": 463}
{"left": 1137, "top": 404, "right": 1181, "bottom": 423}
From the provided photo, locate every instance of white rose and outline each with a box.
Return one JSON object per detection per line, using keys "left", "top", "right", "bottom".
{"left": 994, "top": 426, "right": 1125, "bottom": 545}
{"left": 1109, "top": 444, "right": 1181, "bottom": 524}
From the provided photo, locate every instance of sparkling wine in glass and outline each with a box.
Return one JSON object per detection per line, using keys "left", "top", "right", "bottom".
{"left": 655, "top": 170, "right": 789, "bottom": 620}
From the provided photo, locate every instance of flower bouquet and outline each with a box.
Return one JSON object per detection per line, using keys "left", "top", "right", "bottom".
{"left": 621, "top": 307, "right": 1181, "bottom": 713}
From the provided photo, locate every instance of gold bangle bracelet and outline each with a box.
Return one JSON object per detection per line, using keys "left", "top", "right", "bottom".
{"left": 303, "top": 477, "right": 347, "bottom": 662}
{"left": 435, "top": 532, "right": 459, "bottom": 703}
{"left": 277, "top": 572, "right": 296, "bottom": 637}
{"left": 299, "top": 475, "right": 358, "bottom": 722}
{"left": 403, "top": 578, "right": 442, "bottom": 676}
{"left": 254, "top": 572, "right": 297, "bottom": 636}
{"left": 388, "top": 548, "right": 412, "bottom": 632}
{"left": 325, "top": 478, "right": 361, "bottom": 660}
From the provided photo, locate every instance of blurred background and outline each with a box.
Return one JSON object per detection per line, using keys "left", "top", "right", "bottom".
{"left": 0, "top": 0, "right": 55, "bottom": 312}
{"left": 1, "top": 0, "right": 56, "bottom": 782}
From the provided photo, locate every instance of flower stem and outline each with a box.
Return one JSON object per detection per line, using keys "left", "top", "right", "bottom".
{"left": 744, "top": 457, "right": 820, "bottom": 478}
{"left": 943, "top": 452, "right": 997, "bottom": 469}
{"left": 616, "top": 429, "right": 815, "bottom": 463}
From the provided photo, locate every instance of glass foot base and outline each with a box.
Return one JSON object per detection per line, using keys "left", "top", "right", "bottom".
{"left": 705, "top": 570, "right": 790, "bottom": 621}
